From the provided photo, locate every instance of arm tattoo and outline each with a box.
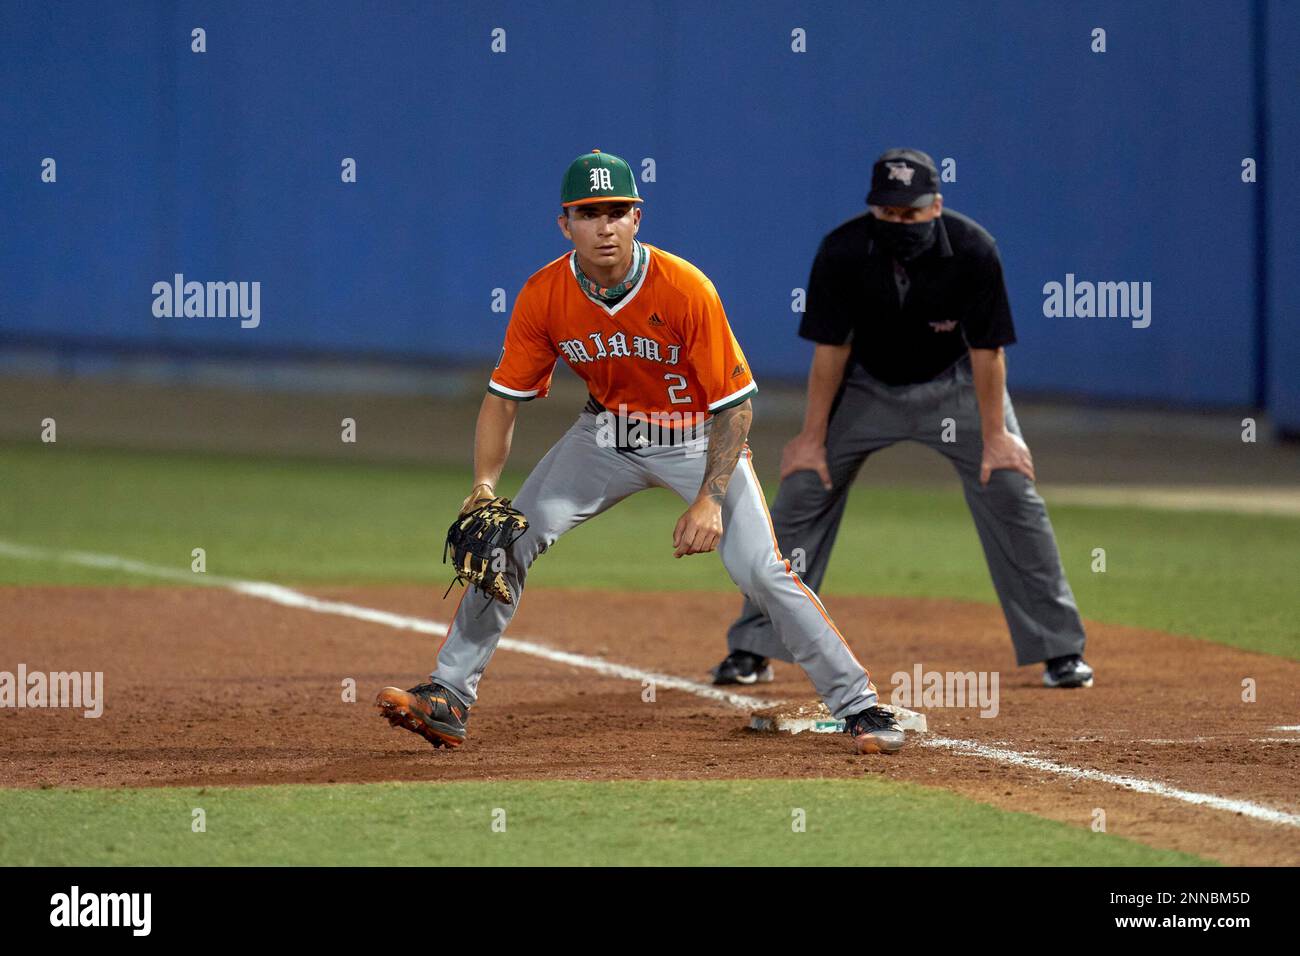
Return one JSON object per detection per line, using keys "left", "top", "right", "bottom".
{"left": 700, "top": 400, "right": 752, "bottom": 504}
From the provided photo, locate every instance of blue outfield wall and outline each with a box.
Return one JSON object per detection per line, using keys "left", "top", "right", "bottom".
{"left": 0, "top": 1, "right": 1293, "bottom": 416}
{"left": 1265, "top": 1, "right": 1300, "bottom": 433}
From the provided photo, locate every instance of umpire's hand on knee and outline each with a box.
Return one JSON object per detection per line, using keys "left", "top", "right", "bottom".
{"left": 673, "top": 497, "right": 723, "bottom": 558}
{"left": 979, "top": 429, "right": 1036, "bottom": 486}
{"left": 780, "top": 431, "right": 833, "bottom": 489}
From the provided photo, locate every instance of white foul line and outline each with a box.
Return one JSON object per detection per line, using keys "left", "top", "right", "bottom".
{"left": 921, "top": 738, "right": 1300, "bottom": 828}
{"left": 4, "top": 538, "right": 1298, "bottom": 830}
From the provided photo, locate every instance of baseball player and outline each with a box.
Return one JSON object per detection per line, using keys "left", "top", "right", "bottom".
{"left": 376, "top": 150, "right": 906, "bottom": 754}
{"left": 712, "top": 148, "right": 1094, "bottom": 690}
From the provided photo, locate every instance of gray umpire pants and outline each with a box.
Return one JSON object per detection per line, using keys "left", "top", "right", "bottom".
{"left": 727, "top": 359, "right": 1086, "bottom": 666}
{"left": 432, "top": 410, "right": 880, "bottom": 719}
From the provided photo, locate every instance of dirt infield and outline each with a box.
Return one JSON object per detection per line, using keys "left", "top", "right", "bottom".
{"left": 3, "top": 584, "right": 1298, "bottom": 866}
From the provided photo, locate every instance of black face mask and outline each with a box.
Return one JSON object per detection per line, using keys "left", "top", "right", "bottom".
{"left": 871, "top": 217, "right": 937, "bottom": 261}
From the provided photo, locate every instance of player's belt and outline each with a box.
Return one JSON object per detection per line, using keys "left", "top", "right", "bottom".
{"left": 583, "top": 395, "right": 706, "bottom": 451}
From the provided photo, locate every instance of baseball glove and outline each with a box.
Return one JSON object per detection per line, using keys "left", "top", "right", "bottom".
{"left": 443, "top": 496, "right": 529, "bottom": 605}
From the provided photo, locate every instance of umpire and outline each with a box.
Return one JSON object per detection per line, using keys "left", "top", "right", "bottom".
{"left": 713, "top": 148, "right": 1093, "bottom": 690}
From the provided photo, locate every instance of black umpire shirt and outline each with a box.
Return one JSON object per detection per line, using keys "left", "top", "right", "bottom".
{"left": 798, "top": 209, "right": 1017, "bottom": 385}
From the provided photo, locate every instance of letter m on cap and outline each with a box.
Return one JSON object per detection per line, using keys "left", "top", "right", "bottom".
{"left": 590, "top": 168, "right": 612, "bottom": 191}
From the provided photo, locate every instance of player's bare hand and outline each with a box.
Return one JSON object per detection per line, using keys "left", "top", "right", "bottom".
{"left": 460, "top": 482, "right": 497, "bottom": 515}
{"left": 980, "top": 430, "right": 1035, "bottom": 485}
{"left": 673, "top": 497, "right": 723, "bottom": 558}
{"left": 780, "top": 431, "right": 832, "bottom": 487}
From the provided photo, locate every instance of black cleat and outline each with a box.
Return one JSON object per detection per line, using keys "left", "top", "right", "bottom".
{"left": 1043, "top": 655, "right": 1095, "bottom": 688}
{"left": 710, "top": 650, "right": 775, "bottom": 686}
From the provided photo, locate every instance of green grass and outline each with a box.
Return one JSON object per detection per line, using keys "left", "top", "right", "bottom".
{"left": 2, "top": 442, "right": 1296, "bottom": 658}
{"left": 0, "top": 443, "right": 1262, "bottom": 867}
{"left": 0, "top": 778, "right": 1211, "bottom": 866}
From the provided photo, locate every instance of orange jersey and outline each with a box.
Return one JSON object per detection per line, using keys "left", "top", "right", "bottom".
{"left": 487, "top": 244, "right": 758, "bottom": 417}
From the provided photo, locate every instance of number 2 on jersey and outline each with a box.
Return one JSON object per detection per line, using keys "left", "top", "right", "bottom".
{"left": 664, "top": 373, "right": 691, "bottom": 405}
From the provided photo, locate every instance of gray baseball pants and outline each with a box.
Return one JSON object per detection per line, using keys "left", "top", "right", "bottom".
{"left": 726, "top": 359, "right": 1086, "bottom": 666}
{"left": 432, "top": 410, "right": 880, "bottom": 718}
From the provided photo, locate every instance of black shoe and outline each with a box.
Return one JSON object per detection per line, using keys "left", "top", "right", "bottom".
{"left": 710, "top": 650, "right": 775, "bottom": 686}
{"left": 846, "top": 705, "right": 906, "bottom": 754}
{"left": 1043, "top": 655, "right": 1094, "bottom": 688}
{"left": 376, "top": 681, "right": 470, "bottom": 748}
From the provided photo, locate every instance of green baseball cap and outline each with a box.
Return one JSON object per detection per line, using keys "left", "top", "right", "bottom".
{"left": 561, "top": 149, "right": 642, "bottom": 207}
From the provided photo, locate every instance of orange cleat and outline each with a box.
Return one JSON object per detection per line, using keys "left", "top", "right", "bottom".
{"left": 846, "top": 705, "right": 906, "bottom": 755}
{"left": 376, "top": 682, "right": 469, "bottom": 749}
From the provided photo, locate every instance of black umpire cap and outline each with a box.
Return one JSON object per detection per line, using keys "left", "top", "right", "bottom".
{"left": 866, "top": 148, "right": 940, "bottom": 208}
